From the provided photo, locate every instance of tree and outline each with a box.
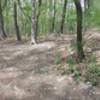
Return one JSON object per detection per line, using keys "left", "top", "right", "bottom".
{"left": 48, "top": 0, "right": 53, "bottom": 33}
{"left": 13, "top": 0, "right": 21, "bottom": 41}
{"left": 36, "top": 0, "right": 42, "bottom": 36}
{"left": 84, "top": 0, "right": 91, "bottom": 29}
{"left": 60, "top": 0, "right": 67, "bottom": 33}
{"left": 74, "top": 0, "right": 85, "bottom": 61}
{"left": 0, "top": 0, "right": 7, "bottom": 39}
{"left": 31, "top": 0, "right": 36, "bottom": 44}
{"left": 51, "top": 0, "right": 56, "bottom": 33}
{"left": 84, "top": 0, "right": 90, "bottom": 10}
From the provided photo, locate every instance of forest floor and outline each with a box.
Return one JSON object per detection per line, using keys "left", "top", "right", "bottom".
{"left": 0, "top": 32, "right": 100, "bottom": 100}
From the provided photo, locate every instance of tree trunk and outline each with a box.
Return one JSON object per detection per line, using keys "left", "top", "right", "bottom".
{"left": 84, "top": 0, "right": 91, "bottom": 30}
{"left": 74, "top": 0, "right": 85, "bottom": 61}
{"left": 84, "top": 0, "right": 90, "bottom": 10}
{"left": 51, "top": 0, "right": 56, "bottom": 33}
{"left": 48, "top": 0, "right": 53, "bottom": 33}
{"left": 60, "top": 0, "right": 67, "bottom": 33}
{"left": 31, "top": 0, "right": 36, "bottom": 44}
{"left": 0, "top": 1, "right": 7, "bottom": 39}
{"left": 35, "top": 0, "right": 42, "bottom": 36}
{"left": 13, "top": 1, "right": 21, "bottom": 41}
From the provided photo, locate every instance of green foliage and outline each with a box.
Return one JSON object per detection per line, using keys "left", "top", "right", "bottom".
{"left": 85, "top": 54, "right": 100, "bottom": 86}
{"left": 70, "top": 41, "right": 77, "bottom": 50}
{"left": 66, "top": 54, "right": 100, "bottom": 84}
{"left": 3, "top": 0, "right": 78, "bottom": 37}
{"left": 2, "top": 0, "right": 100, "bottom": 41}
{"left": 55, "top": 52, "right": 62, "bottom": 65}
{"left": 84, "top": 0, "right": 100, "bottom": 29}
{"left": 67, "top": 56, "right": 74, "bottom": 75}
{"left": 67, "top": 57, "right": 82, "bottom": 81}
{"left": 66, "top": 9, "right": 76, "bottom": 33}
{"left": 91, "top": 9, "right": 100, "bottom": 27}
{"left": 74, "top": 67, "right": 81, "bottom": 81}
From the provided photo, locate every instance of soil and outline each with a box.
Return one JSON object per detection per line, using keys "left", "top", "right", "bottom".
{"left": 0, "top": 34, "right": 100, "bottom": 100}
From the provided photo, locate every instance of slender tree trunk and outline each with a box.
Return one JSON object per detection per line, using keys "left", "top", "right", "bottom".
{"left": 74, "top": 0, "right": 85, "bottom": 61}
{"left": 84, "top": 0, "right": 91, "bottom": 29}
{"left": 60, "top": 0, "right": 67, "bottom": 33}
{"left": 2, "top": 0, "right": 7, "bottom": 9}
{"left": 31, "top": 0, "right": 36, "bottom": 44}
{"left": 35, "top": 0, "right": 42, "bottom": 36}
{"left": 84, "top": 0, "right": 90, "bottom": 10}
{"left": 51, "top": 0, "right": 56, "bottom": 33}
{"left": 13, "top": 1, "right": 21, "bottom": 41}
{"left": 48, "top": 0, "right": 53, "bottom": 33}
{"left": 0, "top": 1, "right": 7, "bottom": 39}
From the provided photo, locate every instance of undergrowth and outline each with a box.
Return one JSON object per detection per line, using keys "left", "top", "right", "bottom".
{"left": 55, "top": 50, "right": 100, "bottom": 86}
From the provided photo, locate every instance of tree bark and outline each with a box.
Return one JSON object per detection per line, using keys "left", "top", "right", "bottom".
{"left": 31, "top": 0, "right": 36, "bottom": 44}
{"left": 74, "top": 0, "right": 85, "bottom": 61}
{"left": 60, "top": 0, "right": 67, "bottom": 33}
{"left": 51, "top": 0, "right": 56, "bottom": 33}
{"left": 48, "top": 0, "right": 53, "bottom": 33}
{"left": 0, "top": 1, "right": 7, "bottom": 39}
{"left": 13, "top": 1, "right": 21, "bottom": 41}
{"left": 35, "top": 0, "right": 42, "bottom": 36}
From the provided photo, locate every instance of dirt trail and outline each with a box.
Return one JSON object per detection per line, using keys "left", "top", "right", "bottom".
{"left": 0, "top": 36, "right": 100, "bottom": 100}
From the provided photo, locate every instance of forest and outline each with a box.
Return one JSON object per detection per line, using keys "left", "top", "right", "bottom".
{"left": 0, "top": 0, "right": 100, "bottom": 100}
